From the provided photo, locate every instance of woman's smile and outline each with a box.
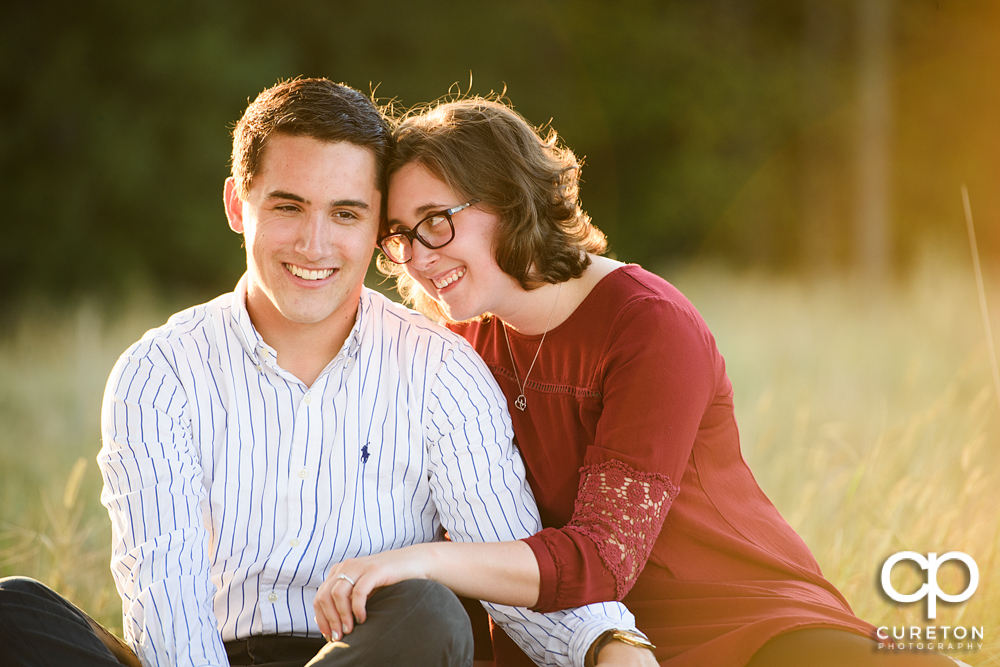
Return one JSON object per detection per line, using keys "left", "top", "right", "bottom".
{"left": 431, "top": 266, "right": 467, "bottom": 291}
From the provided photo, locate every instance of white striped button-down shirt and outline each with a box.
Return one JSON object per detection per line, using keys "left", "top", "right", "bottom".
{"left": 99, "top": 276, "right": 635, "bottom": 667}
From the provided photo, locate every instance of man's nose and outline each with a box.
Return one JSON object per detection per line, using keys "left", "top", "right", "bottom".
{"left": 295, "top": 213, "right": 331, "bottom": 259}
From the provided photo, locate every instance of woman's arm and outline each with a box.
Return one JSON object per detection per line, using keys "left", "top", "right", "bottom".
{"left": 314, "top": 539, "right": 539, "bottom": 639}
{"left": 530, "top": 293, "right": 719, "bottom": 611}
{"left": 313, "top": 540, "right": 658, "bottom": 665}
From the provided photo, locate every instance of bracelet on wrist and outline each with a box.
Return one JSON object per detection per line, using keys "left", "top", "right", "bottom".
{"left": 589, "top": 629, "right": 656, "bottom": 664}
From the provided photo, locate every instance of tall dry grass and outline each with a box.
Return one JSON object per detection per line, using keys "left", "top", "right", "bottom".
{"left": 0, "top": 294, "right": 180, "bottom": 635}
{"left": 1, "top": 256, "right": 997, "bottom": 663}
{"left": 675, "top": 252, "right": 999, "bottom": 665}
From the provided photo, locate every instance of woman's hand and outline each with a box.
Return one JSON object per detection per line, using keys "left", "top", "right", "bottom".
{"left": 313, "top": 539, "right": 539, "bottom": 641}
{"left": 313, "top": 543, "right": 433, "bottom": 641}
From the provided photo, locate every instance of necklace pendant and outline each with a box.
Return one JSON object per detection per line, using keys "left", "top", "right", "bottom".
{"left": 514, "top": 394, "right": 527, "bottom": 411}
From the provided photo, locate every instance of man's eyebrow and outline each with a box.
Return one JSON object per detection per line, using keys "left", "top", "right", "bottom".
{"left": 332, "top": 199, "right": 370, "bottom": 210}
{"left": 267, "top": 191, "right": 307, "bottom": 203}
{"left": 266, "top": 192, "right": 370, "bottom": 210}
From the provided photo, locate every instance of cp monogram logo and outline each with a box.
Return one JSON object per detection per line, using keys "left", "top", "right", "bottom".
{"left": 881, "top": 551, "right": 979, "bottom": 619}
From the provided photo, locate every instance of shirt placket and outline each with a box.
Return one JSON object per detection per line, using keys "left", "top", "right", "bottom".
{"left": 255, "top": 346, "right": 328, "bottom": 631}
{"left": 275, "top": 377, "right": 327, "bottom": 591}
{"left": 248, "top": 310, "right": 361, "bottom": 634}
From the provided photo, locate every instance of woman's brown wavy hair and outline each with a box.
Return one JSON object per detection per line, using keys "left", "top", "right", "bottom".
{"left": 379, "top": 96, "right": 607, "bottom": 321}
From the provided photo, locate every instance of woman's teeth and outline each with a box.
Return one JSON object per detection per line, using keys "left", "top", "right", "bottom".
{"left": 432, "top": 267, "right": 466, "bottom": 289}
{"left": 286, "top": 264, "right": 335, "bottom": 281}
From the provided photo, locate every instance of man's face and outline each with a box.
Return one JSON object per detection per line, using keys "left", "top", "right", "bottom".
{"left": 224, "top": 134, "right": 380, "bottom": 334}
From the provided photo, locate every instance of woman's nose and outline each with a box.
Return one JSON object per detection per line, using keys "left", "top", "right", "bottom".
{"left": 407, "top": 240, "right": 438, "bottom": 272}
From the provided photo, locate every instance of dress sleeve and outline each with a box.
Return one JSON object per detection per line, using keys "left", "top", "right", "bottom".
{"left": 527, "top": 296, "right": 719, "bottom": 610}
{"left": 425, "top": 340, "right": 644, "bottom": 667}
{"left": 98, "top": 342, "right": 229, "bottom": 667}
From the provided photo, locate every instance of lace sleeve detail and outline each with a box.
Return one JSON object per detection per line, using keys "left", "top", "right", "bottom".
{"left": 564, "top": 459, "right": 679, "bottom": 599}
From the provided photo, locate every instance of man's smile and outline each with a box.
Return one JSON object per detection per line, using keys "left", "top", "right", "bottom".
{"left": 284, "top": 263, "right": 336, "bottom": 281}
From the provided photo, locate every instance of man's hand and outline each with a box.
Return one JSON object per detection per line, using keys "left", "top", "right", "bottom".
{"left": 313, "top": 544, "right": 432, "bottom": 641}
{"left": 594, "top": 640, "right": 659, "bottom": 666}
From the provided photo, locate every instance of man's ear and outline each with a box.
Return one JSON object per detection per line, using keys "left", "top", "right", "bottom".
{"left": 224, "top": 177, "right": 245, "bottom": 233}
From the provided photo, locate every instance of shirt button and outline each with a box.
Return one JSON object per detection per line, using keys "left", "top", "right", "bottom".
{"left": 255, "top": 365, "right": 263, "bottom": 373}
{"left": 267, "top": 592, "right": 278, "bottom": 603}
{"left": 289, "top": 539, "right": 300, "bottom": 547}
{"left": 298, "top": 468, "right": 309, "bottom": 479}
{"left": 303, "top": 393, "right": 312, "bottom": 405}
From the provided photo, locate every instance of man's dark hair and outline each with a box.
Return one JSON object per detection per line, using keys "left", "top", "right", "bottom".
{"left": 231, "top": 78, "right": 392, "bottom": 198}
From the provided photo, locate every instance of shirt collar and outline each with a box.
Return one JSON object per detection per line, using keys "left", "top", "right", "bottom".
{"left": 230, "top": 273, "right": 269, "bottom": 364}
{"left": 341, "top": 289, "right": 367, "bottom": 362}
{"left": 228, "top": 273, "right": 367, "bottom": 372}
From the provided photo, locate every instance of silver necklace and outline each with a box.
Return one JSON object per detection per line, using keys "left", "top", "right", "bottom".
{"left": 501, "top": 283, "right": 562, "bottom": 411}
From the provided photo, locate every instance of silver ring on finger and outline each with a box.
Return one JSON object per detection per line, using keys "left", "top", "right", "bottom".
{"left": 337, "top": 573, "right": 357, "bottom": 587}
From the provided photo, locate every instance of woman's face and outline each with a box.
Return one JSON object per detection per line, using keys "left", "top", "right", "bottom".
{"left": 386, "top": 161, "right": 520, "bottom": 321}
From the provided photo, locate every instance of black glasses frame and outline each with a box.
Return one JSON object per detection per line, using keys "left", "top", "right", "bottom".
{"left": 378, "top": 199, "right": 480, "bottom": 265}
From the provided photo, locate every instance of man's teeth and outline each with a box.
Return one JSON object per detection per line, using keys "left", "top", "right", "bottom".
{"left": 433, "top": 267, "right": 466, "bottom": 289}
{"left": 287, "top": 264, "right": 335, "bottom": 281}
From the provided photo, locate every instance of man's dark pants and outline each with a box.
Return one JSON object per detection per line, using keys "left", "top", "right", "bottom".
{"left": 0, "top": 576, "right": 474, "bottom": 666}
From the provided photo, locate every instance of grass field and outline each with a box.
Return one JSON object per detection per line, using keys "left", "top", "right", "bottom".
{"left": 1, "top": 256, "right": 997, "bottom": 664}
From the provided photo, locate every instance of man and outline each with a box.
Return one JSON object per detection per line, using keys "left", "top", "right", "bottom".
{"left": 0, "top": 79, "right": 638, "bottom": 666}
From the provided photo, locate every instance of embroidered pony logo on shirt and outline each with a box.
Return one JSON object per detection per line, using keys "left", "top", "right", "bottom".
{"left": 361, "top": 444, "right": 370, "bottom": 464}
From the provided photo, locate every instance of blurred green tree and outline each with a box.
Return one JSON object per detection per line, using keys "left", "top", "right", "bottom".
{"left": 2, "top": 1, "right": 998, "bottom": 308}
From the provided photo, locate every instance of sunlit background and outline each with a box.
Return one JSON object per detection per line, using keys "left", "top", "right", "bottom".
{"left": 2, "top": 1, "right": 999, "bottom": 663}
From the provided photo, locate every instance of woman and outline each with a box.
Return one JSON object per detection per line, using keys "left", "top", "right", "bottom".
{"left": 314, "top": 97, "right": 959, "bottom": 667}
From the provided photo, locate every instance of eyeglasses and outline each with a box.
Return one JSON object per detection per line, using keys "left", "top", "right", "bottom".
{"left": 378, "top": 199, "right": 480, "bottom": 265}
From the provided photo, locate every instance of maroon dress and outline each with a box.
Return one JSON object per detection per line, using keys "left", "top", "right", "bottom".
{"left": 451, "top": 265, "right": 875, "bottom": 666}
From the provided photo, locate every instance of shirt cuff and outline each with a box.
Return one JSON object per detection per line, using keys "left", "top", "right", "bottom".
{"left": 523, "top": 535, "right": 559, "bottom": 611}
{"left": 568, "top": 617, "right": 647, "bottom": 667}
